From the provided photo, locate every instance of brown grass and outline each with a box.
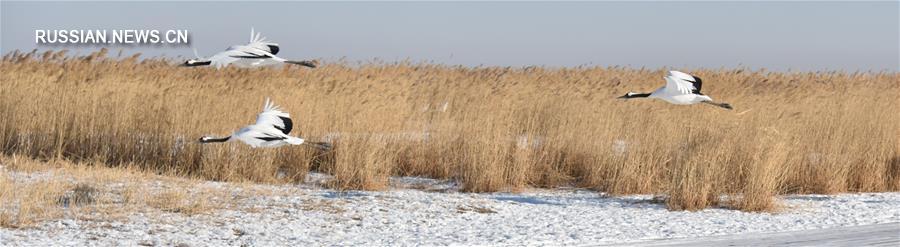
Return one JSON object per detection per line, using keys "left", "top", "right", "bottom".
{"left": 0, "top": 155, "right": 230, "bottom": 227}
{"left": 147, "top": 188, "right": 214, "bottom": 215}
{"left": 0, "top": 173, "right": 67, "bottom": 228}
{"left": 2, "top": 49, "right": 898, "bottom": 212}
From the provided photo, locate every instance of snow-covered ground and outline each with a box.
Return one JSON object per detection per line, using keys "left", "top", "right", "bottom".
{"left": 2, "top": 173, "right": 900, "bottom": 246}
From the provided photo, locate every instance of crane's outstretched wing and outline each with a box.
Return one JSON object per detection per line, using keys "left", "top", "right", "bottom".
{"left": 224, "top": 46, "right": 273, "bottom": 59}
{"left": 664, "top": 71, "right": 702, "bottom": 95}
{"left": 211, "top": 47, "right": 286, "bottom": 67}
{"left": 253, "top": 98, "right": 293, "bottom": 135}
{"left": 670, "top": 70, "right": 703, "bottom": 94}
{"left": 207, "top": 48, "right": 267, "bottom": 68}
{"left": 233, "top": 127, "right": 287, "bottom": 148}
{"left": 245, "top": 28, "right": 280, "bottom": 55}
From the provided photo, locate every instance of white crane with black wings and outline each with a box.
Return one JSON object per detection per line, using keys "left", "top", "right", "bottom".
{"left": 183, "top": 28, "right": 317, "bottom": 69}
{"left": 618, "top": 70, "right": 733, "bottom": 110}
{"left": 199, "top": 98, "right": 330, "bottom": 149}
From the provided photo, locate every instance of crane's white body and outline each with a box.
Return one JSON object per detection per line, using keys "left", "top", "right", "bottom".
{"left": 230, "top": 126, "right": 304, "bottom": 148}
{"left": 649, "top": 90, "right": 712, "bottom": 105}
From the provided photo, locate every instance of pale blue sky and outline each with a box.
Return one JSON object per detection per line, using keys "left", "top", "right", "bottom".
{"left": 2, "top": 1, "right": 898, "bottom": 71}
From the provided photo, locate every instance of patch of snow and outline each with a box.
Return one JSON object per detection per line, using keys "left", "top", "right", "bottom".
{"left": 516, "top": 135, "right": 543, "bottom": 150}
{"left": 2, "top": 174, "right": 899, "bottom": 246}
{"left": 613, "top": 139, "right": 628, "bottom": 156}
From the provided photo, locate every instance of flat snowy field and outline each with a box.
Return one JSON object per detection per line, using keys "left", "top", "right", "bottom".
{"left": 2, "top": 173, "right": 899, "bottom": 246}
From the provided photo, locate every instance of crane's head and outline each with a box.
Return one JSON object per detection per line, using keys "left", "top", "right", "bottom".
{"left": 198, "top": 135, "right": 230, "bottom": 143}
{"left": 182, "top": 58, "right": 212, "bottom": 67}
{"left": 618, "top": 92, "right": 651, "bottom": 99}
{"left": 182, "top": 48, "right": 212, "bottom": 67}
{"left": 618, "top": 92, "right": 636, "bottom": 99}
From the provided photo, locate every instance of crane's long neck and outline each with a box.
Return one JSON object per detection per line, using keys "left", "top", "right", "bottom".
{"left": 200, "top": 136, "right": 231, "bottom": 143}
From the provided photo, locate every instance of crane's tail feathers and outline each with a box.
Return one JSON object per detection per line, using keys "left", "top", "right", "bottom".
{"left": 286, "top": 60, "right": 317, "bottom": 68}
{"left": 702, "top": 101, "right": 733, "bottom": 110}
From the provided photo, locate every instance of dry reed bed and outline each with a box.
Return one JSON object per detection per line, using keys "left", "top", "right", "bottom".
{"left": 0, "top": 155, "right": 239, "bottom": 228}
{"left": 2, "top": 49, "right": 898, "bottom": 212}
